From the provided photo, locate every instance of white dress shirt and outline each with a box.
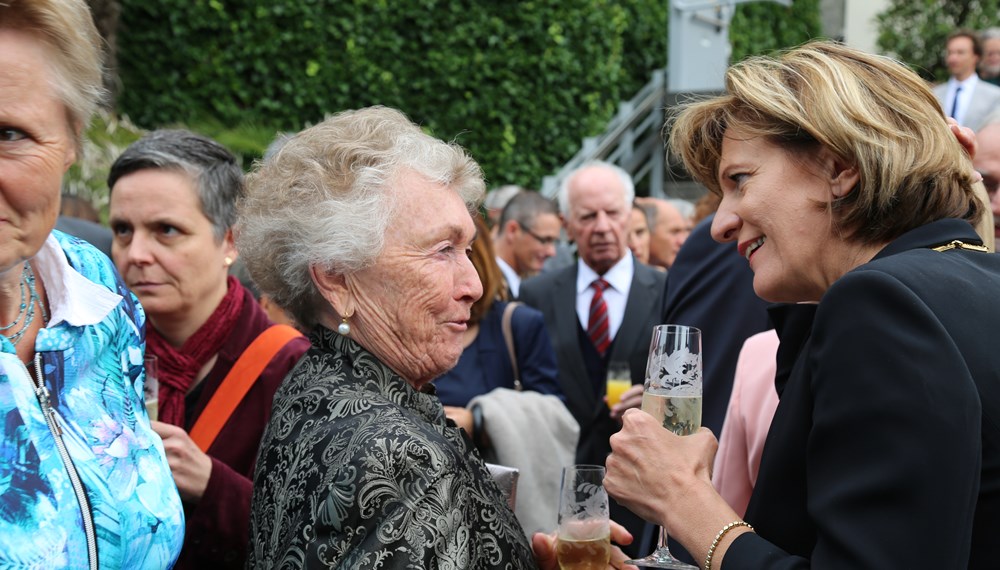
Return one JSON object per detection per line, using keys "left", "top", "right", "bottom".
{"left": 945, "top": 74, "right": 980, "bottom": 127}
{"left": 496, "top": 256, "right": 521, "bottom": 298}
{"left": 575, "top": 254, "right": 634, "bottom": 341}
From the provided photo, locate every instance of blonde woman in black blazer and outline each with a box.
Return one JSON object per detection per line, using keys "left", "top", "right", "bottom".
{"left": 604, "top": 41, "right": 1000, "bottom": 570}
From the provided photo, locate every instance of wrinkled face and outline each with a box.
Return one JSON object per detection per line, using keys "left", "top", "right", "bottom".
{"left": 348, "top": 172, "right": 482, "bottom": 388}
{"left": 0, "top": 30, "right": 77, "bottom": 274}
{"left": 110, "top": 169, "right": 236, "bottom": 328}
{"left": 946, "top": 36, "right": 979, "bottom": 81}
{"left": 973, "top": 124, "right": 1000, "bottom": 238}
{"left": 982, "top": 38, "right": 1000, "bottom": 77}
{"left": 564, "top": 167, "right": 629, "bottom": 274}
{"left": 649, "top": 202, "right": 690, "bottom": 268}
{"left": 510, "top": 212, "right": 560, "bottom": 276}
{"left": 711, "top": 128, "right": 862, "bottom": 303}
{"left": 626, "top": 207, "right": 650, "bottom": 264}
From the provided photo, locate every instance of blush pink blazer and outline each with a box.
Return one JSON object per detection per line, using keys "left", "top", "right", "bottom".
{"left": 712, "top": 329, "right": 780, "bottom": 517}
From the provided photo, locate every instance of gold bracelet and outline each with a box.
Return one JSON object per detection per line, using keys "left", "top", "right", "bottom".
{"left": 704, "top": 520, "right": 754, "bottom": 570}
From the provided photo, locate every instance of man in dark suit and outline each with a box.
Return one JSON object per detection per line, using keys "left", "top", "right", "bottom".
{"left": 519, "top": 160, "right": 665, "bottom": 555}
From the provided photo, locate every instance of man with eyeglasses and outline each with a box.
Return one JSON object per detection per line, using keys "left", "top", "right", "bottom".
{"left": 973, "top": 118, "right": 1000, "bottom": 244}
{"left": 494, "top": 191, "right": 561, "bottom": 298}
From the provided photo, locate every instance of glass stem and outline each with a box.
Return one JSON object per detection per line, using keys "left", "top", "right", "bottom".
{"left": 659, "top": 526, "right": 670, "bottom": 551}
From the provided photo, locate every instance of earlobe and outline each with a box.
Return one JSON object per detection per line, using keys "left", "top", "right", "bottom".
{"left": 222, "top": 229, "right": 239, "bottom": 263}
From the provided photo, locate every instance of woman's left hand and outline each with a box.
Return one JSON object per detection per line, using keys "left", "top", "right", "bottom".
{"left": 150, "top": 420, "right": 213, "bottom": 502}
{"left": 609, "top": 384, "right": 644, "bottom": 422}
{"left": 531, "top": 520, "right": 638, "bottom": 570}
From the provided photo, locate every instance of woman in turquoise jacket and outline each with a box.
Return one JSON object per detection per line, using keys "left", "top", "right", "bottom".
{"left": 0, "top": 1, "right": 184, "bottom": 567}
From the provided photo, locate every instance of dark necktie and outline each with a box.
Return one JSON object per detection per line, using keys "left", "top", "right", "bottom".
{"left": 588, "top": 279, "right": 611, "bottom": 357}
{"left": 950, "top": 85, "right": 963, "bottom": 119}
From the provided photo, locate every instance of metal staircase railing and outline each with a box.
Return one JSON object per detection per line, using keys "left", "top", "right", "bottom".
{"left": 540, "top": 67, "right": 668, "bottom": 200}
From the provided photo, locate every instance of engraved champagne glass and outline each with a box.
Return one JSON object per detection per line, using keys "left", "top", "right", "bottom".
{"left": 626, "top": 325, "right": 702, "bottom": 569}
{"left": 556, "top": 465, "right": 612, "bottom": 570}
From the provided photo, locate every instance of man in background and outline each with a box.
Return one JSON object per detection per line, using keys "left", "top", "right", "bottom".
{"left": 973, "top": 117, "right": 1000, "bottom": 240}
{"left": 934, "top": 29, "right": 1000, "bottom": 132}
{"left": 483, "top": 184, "right": 523, "bottom": 234}
{"left": 519, "top": 160, "right": 665, "bottom": 556}
{"left": 637, "top": 197, "right": 690, "bottom": 270}
{"left": 493, "top": 191, "right": 561, "bottom": 298}
{"left": 979, "top": 28, "right": 1000, "bottom": 86}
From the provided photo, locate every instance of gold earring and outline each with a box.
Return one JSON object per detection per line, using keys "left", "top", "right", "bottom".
{"left": 224, "top": 256, "right": 233, "bottom": 267}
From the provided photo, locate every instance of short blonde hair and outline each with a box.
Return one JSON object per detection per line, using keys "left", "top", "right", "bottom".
{"left": 1, "top": 0, "right": 106, "bottom": 139}
{"left": 670, "top": 41, "right": 982, "bottom": 244}
{"left": 236, "top": 106, "right": 485, "bottom": 329}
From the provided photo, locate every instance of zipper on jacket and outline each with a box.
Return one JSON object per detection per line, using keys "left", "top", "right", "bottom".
{"left": 30, "top": 354, "right": 98, "bottom": 570}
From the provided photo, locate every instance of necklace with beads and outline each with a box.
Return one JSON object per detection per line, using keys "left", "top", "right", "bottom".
{"left": 2, "top": 261, "right": 48, "bottom": 347}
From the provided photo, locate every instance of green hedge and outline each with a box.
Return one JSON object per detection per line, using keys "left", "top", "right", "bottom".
{"left": 731, "top": 0, "right": 822, "bottom": 63}
{"left": 117, "top": 0, "right": 818, "bottom": 188}
{"left": 120, "top": 0, "right": 652, "bottom": 188}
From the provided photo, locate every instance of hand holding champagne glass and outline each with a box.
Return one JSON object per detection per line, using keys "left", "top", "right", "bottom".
{"left": 556, "top": 465, "right": 612, "bottom": 570}
{"left": 627, "top": 325, "right": 702, "bottom": 569}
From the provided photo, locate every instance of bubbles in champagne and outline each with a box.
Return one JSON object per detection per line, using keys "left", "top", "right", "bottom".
{"left": 641, "top": 390, "right": 702, "bottom": 435}
{"left": 556, "top": 534, "right": 611, "bottom": 570}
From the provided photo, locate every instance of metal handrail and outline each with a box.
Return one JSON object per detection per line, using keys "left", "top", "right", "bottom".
{"left": 540, "top": 67, "right": 668, "bottom": 199}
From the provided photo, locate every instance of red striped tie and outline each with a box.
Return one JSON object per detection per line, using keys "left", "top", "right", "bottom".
{"left": 588, "top": 279, "right": 611, "bottom": 357}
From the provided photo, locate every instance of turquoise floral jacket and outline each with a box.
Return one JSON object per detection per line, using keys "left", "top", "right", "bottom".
{"left": 0, "top": 232, "right": 184, "bottom": 568}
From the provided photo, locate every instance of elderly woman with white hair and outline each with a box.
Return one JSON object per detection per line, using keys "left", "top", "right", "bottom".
{"left": 238, "top": 106, "right": 635, "bottom": 569}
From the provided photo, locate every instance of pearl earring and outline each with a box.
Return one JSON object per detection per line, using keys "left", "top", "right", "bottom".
{"left": 337, "top": 316, "right": 351, "bottom": 336}
{"left": 224, "top": 256, "right": 233, "bottom": 267}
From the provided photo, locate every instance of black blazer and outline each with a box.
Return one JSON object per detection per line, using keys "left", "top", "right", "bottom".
{"left": 727, "top": 219, "right": 1000, "bottom": 569}
{"left": 519, "top": 258, "right": 666, "bottom": 465}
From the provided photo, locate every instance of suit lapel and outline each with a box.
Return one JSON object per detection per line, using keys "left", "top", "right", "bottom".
{"left": 551, "top": 266, "right": 596, "bottom": 417}
{"left": 610, "top": 264, "right": 657, "bottom": 364}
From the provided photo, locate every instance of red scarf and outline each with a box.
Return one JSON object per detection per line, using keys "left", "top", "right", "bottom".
{"left": 147, "top": 275, "right": 246, "bottom": 427}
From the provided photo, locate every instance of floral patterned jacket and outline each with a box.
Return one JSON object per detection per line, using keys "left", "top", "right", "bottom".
{"left": 248, "top": 327, "right": 537, "bottom": 569}
{"left": 0, "top": 231, "right": 184, "bottom": 568}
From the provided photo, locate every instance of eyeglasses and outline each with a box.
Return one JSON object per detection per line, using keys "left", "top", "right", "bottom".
{"left": 521, "top": 226, "right": 559, "bottom": 247}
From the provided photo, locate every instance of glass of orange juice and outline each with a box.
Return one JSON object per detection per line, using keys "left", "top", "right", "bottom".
{"left": 606, "top": 361, "right": 632, "bottom": 408}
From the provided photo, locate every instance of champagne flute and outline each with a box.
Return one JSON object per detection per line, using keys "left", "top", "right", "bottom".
{"left": 626, "top": 325, "right": 702, "bottom": 569}
{"left": 143, "top": 354, "right": 159, "bottom": 421}
{"left": 556, "top": 465, "right": 612, "bottom": 570}
{"left": 605, "top": 361, "right": 632, "bottom": 408}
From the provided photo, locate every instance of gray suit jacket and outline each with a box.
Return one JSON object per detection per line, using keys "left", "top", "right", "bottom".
{"left": 519, "top": 258, "right": 666, "bottom": 465}
{"left": 934, "top": 79, "right": 1000, "bottom": 132}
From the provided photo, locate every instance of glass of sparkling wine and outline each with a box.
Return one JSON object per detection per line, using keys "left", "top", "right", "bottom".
{"left": 605, "top": 361, "right": 632, "bottom": 408}
{"left": 143, "top": 354, "right": 159, "bottom": 422}
{"left": 627, "top": 324, "right": 702, "bottom": 569}
{"left": 556, "top": 465, "right": 612, "bottom": 570}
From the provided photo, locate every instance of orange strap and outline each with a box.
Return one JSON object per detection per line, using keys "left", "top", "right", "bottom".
{"left": 189, "top": 324, "right": 303, "bottom": 452}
